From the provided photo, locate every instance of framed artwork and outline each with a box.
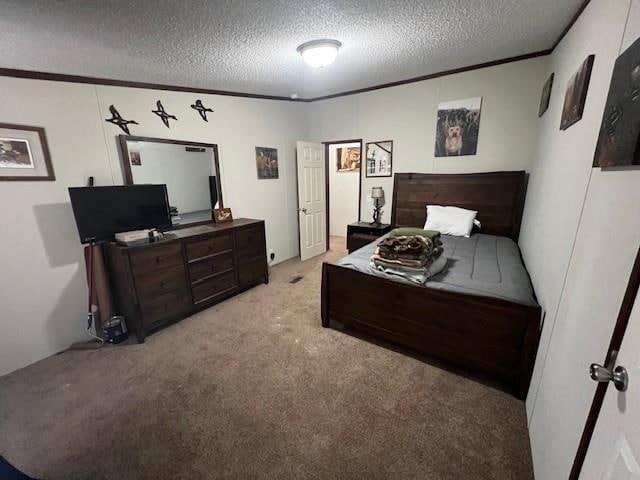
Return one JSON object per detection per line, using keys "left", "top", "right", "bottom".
{"left": 0, "top": 123, "right": 55, "bottom": 181}
{"left": 213, "top": 207, "right": 233, "bottom": 223}
{"left": 560, "top": 55, "right": 595, "bottom": 131}
{"left": 538, "top": 73, "right": 554, "bottom": 117}
{"left": 255, "top": 147, "right": 278, "bottom": 179}
{"left": 435, "top": 97, "right": 482, "bottom": 157}
{"left": 365, "top": 141, "right": 393, "bottom": 177}
{"left": 593, "top": 37, "right": 640, "bottom": 167}
{"left": 336, "top": 146, "right": 360, "bottom": 172}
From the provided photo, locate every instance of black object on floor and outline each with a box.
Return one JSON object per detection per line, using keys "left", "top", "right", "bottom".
{"left": 0, "top": 456, "right": 38, "bottom": 480}
{"left": 289, "top": 276, "right": 304, "bottom": 284}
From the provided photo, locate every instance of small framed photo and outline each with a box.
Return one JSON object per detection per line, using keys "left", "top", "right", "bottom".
{"left": 365, "top": 141, "right": 393, "bottom": 177}
{"left": 0, "top": 123, "right": 55, "bottom": 181}
{"left": 213, "top": 207, "right": 233, "bottom": 223}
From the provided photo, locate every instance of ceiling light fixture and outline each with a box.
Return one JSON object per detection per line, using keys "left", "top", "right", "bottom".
{"left": 297, "top": 39, "right": 342, "bottom": 68}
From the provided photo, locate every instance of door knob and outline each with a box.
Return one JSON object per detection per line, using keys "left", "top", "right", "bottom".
{"left": 299, "top": 207, "right": 308, "bottom": 214}
{"left": 590, "top": 363, "right": 628, "bottom": 392}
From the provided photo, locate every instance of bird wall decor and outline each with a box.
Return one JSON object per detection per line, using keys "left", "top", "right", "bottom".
{"left": 152, "top": 100, "right": 178, "bottom": 128}
{"left": 191, "top": 99, "right": 214, "bottom": 122}
{"left": 105, "top": 105, "right": 138, "bottom": 135}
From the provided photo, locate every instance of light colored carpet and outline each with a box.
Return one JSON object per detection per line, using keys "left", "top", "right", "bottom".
{"left": 0, "top": 236, "right": 533, "bottom": 479}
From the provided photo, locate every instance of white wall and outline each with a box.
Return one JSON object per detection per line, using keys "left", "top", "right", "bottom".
{"left": 328, "top": 142, "right": 360, "bottom": 236}
{"left": 520, "top": 1, "right": 640, "bottom": 479}
{"left": 308, "top": 57, "right": 549, "bottom": 223}
{"left": 0, "top": 77, "right": 307, "bottom": 376}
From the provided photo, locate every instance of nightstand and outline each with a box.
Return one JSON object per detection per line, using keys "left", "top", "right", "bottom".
{"left": 346, "top": 222, "right": 392, "bottom": 253}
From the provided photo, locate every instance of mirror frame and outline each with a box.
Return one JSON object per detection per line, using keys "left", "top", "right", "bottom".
{"left": 118, "top": 134, "right": 223, "bottom": 209}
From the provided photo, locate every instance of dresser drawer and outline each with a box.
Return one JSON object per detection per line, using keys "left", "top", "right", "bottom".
{"left": 189, "top": 252, "right": 234, "bottom": 283}
{"left": 186, "top": 234, "right": 233, "bottom": 261}
{"left": 192, "top": 271, "right": 237, "bottom": 304}
{"left": 235, "top": 226, "right": 264, "bottom": 258}
{"left": 129, "top": 243, "right": 183, "bottom": 276}
{"left": 134, "top": 264, "right": 187, "bottom": 300}
{"left": 139, "top": 289, "right": 191, "bottom": 327}
{"left": 238, "top": 257, "right": 266, "bottom": 287}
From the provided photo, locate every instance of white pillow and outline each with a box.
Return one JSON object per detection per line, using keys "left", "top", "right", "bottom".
{"left": 424, "top": 205, "right": 478, "bottom": 237}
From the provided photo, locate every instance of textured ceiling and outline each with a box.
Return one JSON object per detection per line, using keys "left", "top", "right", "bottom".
{"left": 0, "top": 0, "right": 584, "bottom": 98}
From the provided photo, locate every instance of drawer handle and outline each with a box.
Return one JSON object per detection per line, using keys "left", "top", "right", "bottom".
{"left": 207, "top": 245, "right": 213, "bottom": 252}
{"left": 156, "top": 256, "right": 163, "bottom": 263}
{"left": 160, "top": 281, "right": 166, "bottom": 287}
{"left": 164, "top": 304, "right": 169, "bottom": 312}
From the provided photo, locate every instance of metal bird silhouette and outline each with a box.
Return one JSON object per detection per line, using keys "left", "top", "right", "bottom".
{"left": 151, "top": 100, "right": 178, "bottom": 128}
{"left": 190, "top": 99, "right": 214, "bottom": 122}
{"left": 105, "top": 105, "right": 138, "bottom": 135}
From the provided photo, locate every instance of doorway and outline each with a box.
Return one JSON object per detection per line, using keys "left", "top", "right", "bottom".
{"left": 324, "top": 139, "right": 363, "bottom": 251}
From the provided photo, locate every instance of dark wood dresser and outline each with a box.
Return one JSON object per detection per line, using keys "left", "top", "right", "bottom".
{"left": 106, "top": 218, "right": 268, "bottom": 342}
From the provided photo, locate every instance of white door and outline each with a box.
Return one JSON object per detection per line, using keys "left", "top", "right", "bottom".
{"left": 296, "top": 141, "right": 326, "bottom": 261}
{"left": 581, "top": 288, "right": 640, "bottom": 479}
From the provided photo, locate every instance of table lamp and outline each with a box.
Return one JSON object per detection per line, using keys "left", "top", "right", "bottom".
{"left": 371, "top": 186, "right": 385, "bottom": 225}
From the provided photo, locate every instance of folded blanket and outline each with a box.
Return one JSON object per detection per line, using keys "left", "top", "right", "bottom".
{"left": 378, "top": 235, "right": 433, "bottom": 260}
{"left": 389, "top": 228, "right": 441, "bottom": 244}
{"left": 370, "top": 254, "right": 448, "bottom": 285}
{"left": 373, "top": 245, "right": 443, "bottom": 268}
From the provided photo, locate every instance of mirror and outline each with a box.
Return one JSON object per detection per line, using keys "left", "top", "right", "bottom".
{"left": 119, "top": 136, "right": 222, "bottom": 227}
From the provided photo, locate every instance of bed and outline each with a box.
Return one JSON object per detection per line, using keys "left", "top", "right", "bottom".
{"left": 321, "top": 171, "right": 541, "bottom": 399}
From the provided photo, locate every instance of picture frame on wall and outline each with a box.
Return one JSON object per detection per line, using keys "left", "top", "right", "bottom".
{"left": 255, "top": 147, "right": 279, "bottom": 179}
{"left": 538, "top": 73, "right": 554, "bottom": 117}
{"left": 560, "top": 55, "right": 595, "bottom": 131}
{"left": 593, "top": 37, "right": 640, "bottom": 167}
{"left": 434, "top": 97, "right": 482, "bottom": 157}
{"left": 365, "top": 141, "right": 393, "bottom": 177}
{"left": 0, "top": 123, "right": 55, "bottom": 181}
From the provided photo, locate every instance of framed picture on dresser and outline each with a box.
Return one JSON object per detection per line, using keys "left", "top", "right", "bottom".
{"left": 365, "top": 141, "right": 393, "bottom": 177}
{"left": 0, "top": 123, "right": 55, "bottom": 181}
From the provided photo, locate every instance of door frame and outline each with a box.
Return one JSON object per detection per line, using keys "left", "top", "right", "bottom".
{"left": 322, "top": 138, "right": 363, "bottom": 250}
{"left": 570, "top": 244, "right": 640, "bottom": 478}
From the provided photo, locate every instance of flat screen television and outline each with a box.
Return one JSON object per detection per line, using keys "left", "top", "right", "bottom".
{"left": 68, "top": 185, "right": 172, "bottom": 244}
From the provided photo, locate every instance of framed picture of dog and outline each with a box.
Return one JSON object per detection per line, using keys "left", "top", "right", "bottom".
{"left": 435, "top": 97, "right": 482, "bottom": 157}
{"left": 0, "top": 123, "right": 55, "bottom": 181}
{"left": 560, "top": 55, "right": 595, "bottom": 131}
{"left": 365, "top": 141, "right": 393, "bottom": 177}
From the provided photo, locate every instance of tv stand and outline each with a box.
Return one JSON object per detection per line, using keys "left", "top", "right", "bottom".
{"left": 105, "top": 218, "right": 268, "bottom": 342}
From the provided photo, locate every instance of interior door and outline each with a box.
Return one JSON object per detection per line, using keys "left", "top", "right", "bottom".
{"left": 296, "top": 141, "right": 326, "bottom": 261}
{"left": 580, "top": 290, "right": 640, "bottom": 479}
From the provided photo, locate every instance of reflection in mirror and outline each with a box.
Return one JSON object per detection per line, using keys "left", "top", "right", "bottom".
{"left": 119, "top": 136, "right": 222, "bottom": 227}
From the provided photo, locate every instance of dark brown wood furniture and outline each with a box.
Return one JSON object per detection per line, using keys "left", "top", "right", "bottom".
{"left": 106, "top": 218, "right": 267, "bottom": 342}
{"left": 346, "top": 222, "right": 391, "bottom": 253}
{"left": 321, "top": 171, "right": 541, "bottom": 399}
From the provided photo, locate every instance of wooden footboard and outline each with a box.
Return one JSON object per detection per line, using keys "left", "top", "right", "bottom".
{"left": 321, "top": 262, "right": 541, "bottom": 399}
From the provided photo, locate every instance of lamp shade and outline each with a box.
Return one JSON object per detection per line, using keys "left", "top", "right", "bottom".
{"left": 371, "top": 187, "right": 384, "bottom": 199}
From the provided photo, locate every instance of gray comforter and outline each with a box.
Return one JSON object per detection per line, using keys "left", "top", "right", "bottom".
{"left": 337, "top": 233, "right": 537, "bottom": 306}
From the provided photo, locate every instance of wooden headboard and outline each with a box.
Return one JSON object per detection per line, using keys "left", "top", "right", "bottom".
{"left": 390, "top": 171, "right": 528, "bottom": 241}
